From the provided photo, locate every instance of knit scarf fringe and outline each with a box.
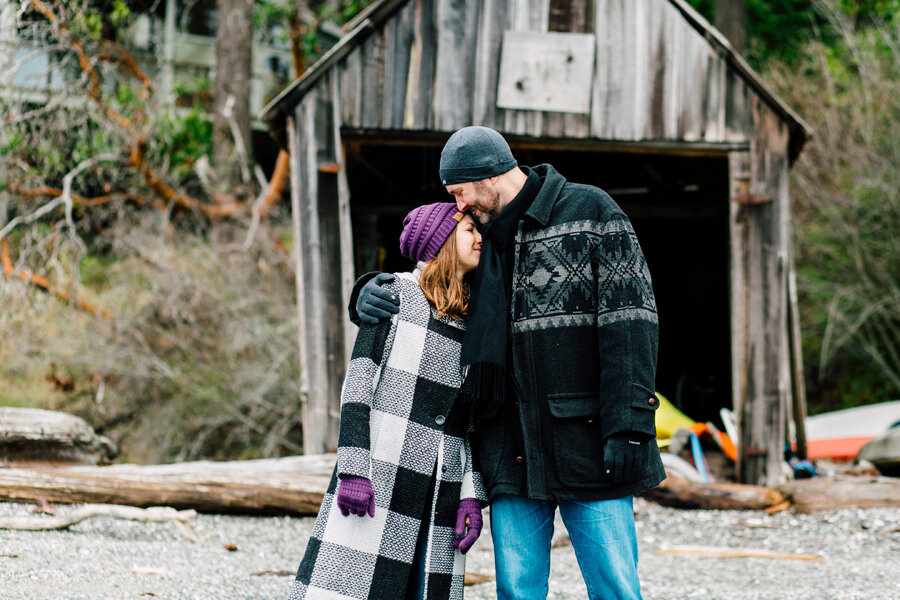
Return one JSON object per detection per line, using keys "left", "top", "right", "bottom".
{"left": 459, "top": 362, "right": 506, "bottom": 412}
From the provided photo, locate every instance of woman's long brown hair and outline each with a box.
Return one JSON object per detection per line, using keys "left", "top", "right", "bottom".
{"left": 420, "top": 227, "right": 470, "bottom": 321}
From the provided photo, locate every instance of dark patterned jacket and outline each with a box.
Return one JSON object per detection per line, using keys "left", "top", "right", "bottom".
{"left": 291, "top": 270, "right": 486, "bottom": 600}
{"left": 477, "top": 164, "right": 664, "bottom": 501}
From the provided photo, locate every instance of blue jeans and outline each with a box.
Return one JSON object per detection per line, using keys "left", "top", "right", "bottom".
{"left": 490, "top": 494, "right": 641, "bottom": 600}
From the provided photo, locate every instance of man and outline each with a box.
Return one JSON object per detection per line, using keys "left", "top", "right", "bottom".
{"left": 351, "top": 126, "right": 664, "bottom": 600}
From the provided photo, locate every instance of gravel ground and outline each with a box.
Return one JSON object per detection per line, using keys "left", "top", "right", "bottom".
{"left": 1, "top": 499, "right": 898, "bottom": 600}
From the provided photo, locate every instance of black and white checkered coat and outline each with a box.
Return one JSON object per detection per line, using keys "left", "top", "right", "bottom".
{"left": 288, "top": 270, "right": 487, "bottom": 600}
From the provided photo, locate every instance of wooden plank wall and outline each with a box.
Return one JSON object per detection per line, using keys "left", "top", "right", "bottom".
{"left": 334, "top": 0, "right": 756, "bottom": 143}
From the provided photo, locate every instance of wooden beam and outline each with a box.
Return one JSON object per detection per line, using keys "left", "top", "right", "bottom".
{"left": 340, "top": 128, "right": 749, "bottom": 156}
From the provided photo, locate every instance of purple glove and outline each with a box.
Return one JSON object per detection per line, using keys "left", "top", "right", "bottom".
{"left": 452, "top": 498, "right": 483, "bottom": 554}
{"left": 336, "top": 475, "right": 375, "bottom": 518}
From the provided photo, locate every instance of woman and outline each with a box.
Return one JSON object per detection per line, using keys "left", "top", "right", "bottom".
{"left": 288, "top": 203, "right": 486, "bottom": 600}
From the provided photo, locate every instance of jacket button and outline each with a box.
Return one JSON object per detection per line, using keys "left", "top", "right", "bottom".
{"left": 515, "top": 456, "right": 524, "bottom": 464}
{"left": 435, "top": 415, "right": 446, "bottom": 425}
{"left": 648, "top": 397, "right": 657, "bottom": 407}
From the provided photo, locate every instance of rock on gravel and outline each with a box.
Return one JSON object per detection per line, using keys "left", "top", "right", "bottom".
{"left": 1, "top": 499, "right": 898, "bottom": 599}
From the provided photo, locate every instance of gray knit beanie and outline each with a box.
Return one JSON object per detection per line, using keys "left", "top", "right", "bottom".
{"left": 439, "top": 126, "right": 517, "bottom": 185}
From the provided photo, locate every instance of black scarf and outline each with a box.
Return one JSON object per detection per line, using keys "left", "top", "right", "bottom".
{"left": 460, "top": 168, "right": 541, "bottom": 409}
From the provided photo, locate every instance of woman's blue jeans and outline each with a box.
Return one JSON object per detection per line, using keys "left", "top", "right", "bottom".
{"left": 490, "top": 494, "right": 641, "bottom": 600}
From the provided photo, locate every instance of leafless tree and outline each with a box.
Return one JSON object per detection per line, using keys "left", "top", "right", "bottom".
{"left": 766, "top": 0, "right": 900, "bottom": 399}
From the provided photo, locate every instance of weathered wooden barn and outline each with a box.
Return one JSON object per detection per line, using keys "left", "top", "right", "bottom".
{"left": 261, "top": 0, "right": 812, "bottom": 486}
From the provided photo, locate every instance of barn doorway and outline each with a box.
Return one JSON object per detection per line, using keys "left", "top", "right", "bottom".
{"left": 344, "top": 138, "right": 732, "bottom": 424}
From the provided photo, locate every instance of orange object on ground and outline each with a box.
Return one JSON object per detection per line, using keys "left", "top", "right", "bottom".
{"left": 689, "top": 422, "right": 738, "bottom": 462}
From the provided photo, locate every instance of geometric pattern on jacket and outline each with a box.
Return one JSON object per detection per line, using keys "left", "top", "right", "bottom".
{"left": 288, "top": 270, "right": 487, "bottom": 600}
{"left": 512, "top": 218, "right": 658, "bottom": 332}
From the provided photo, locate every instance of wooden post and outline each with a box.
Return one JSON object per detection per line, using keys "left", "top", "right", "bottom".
{"left": 728, "top": 149, "right": 750, "bottom": 484}
{"left": 293, "top": 88, "right": 336, "bottom": 455}
{"left": 289, "top": 77, "right": 351, "bottom": 455}
{"left": 730, "top": 99, "right": 792, "bottom": 486}
{"left": 787, "top": 234, "right": 809, "bottom": 459}
{"left": 286, "top": 113, "right": 308, "bottom": 431}
{"left": 333, "top": 69, "right": 356, "bottom": 365}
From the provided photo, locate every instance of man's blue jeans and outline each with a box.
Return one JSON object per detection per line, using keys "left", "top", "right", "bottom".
{"left": 490, "top": 494, "right": 641, "bottom": 600}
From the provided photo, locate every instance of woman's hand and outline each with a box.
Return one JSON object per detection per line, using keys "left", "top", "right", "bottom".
{"left": 336, "top": 475, "right": 375, "bottom": 517}
{"left": 452, "top": 498, "right": 483, "bottom": 554}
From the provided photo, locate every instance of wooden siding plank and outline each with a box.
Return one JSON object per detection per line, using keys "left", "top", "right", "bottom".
{"left": 631, "top": 0, "right": 650, "bottom": 139}
{"left": 473, "top": 0, "right": 512, "bottom": 129}
{"left": 404, "top": 0, "right": 437, "bottom": 129}
{"left": 679, "top": 25, "right": 707, "bottom": 141}
{"left": 590, "top": 0, "right": 616, "bottom": 138}
{"left": 704, "top": 53, "right": 727, "bottom": 141}
{"left": 644, "top": 0, "right": 666, "bottom": 139}
{"left": 382, "top": 1, "right": 415, "bottom": 129}
{"left": 663, "top": 2, "right": 680, "bottom": 139}
{"left": 360, "top": 26, "right": 387, "bottom": 129}
{"left": 339, "top": 50, "right": 354, "bottom": 126}
{"left": 433, "top": 0, "right": 481, "bottom": 131}
{"left": 725, "top": 68, "right": 752, "bottom": 142}
{"left": 380, "top": 11, "right": 397, "bottom": 128}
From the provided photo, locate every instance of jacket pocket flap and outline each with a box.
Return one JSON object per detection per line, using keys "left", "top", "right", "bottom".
{"left": 547, "top": 392, "right": 601, "bottom": 418}
{"left": 631, "top": 385, "right": 661, "bottom": 411}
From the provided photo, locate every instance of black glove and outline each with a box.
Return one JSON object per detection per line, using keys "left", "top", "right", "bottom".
{"left": 356, "top": 273, "right": 400, "bottom": 324}
{"left": 603, "top": 434, "right": 644, "bottom": 483}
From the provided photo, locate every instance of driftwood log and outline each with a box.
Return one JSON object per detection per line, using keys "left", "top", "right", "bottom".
{"left": 640, "top": 474, "right": 786, "bottom": 511}
{"left": 0, "top": 504, "right": 196, "bottom": 531}
{"left": 0, "top": 454, "right": 336, "bottom": 516}
{"left": 0, "top": 407, "right": 118, "bottom": 466}
{"left": 776, "top": 476, "right": 900, "bottom": 512}
{"left": 3, "top": 453, "right": 897, "bottom": 517}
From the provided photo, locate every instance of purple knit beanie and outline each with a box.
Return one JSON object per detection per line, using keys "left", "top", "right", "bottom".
{"left": 399, "top": 202, "right": 464, "bottom": 262}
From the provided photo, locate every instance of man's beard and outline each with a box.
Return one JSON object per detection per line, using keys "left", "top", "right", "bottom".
{"left": 472, "top": 181, "right": 501, "bottom": 224}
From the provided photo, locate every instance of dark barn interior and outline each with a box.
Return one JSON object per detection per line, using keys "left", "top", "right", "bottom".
{"left": 345, "top": 138, "right": 731, "bottom": 425}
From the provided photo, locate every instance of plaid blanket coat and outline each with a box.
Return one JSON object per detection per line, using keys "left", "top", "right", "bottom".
{"left": 288, "top": 270, "right": 487, "bottom": 600}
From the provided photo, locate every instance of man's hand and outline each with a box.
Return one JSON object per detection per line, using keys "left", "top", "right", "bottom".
{"left": 451, "top": 498, "right": 483, "bottom": 554}
{"left": 603, "top": 434, "right": 644, "bottom": 483}
{"left": 357, "top": 273, "right": 400, "bottom": 324}
{"left": 336, "top": 475, "right": 376, "bottom": 517}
